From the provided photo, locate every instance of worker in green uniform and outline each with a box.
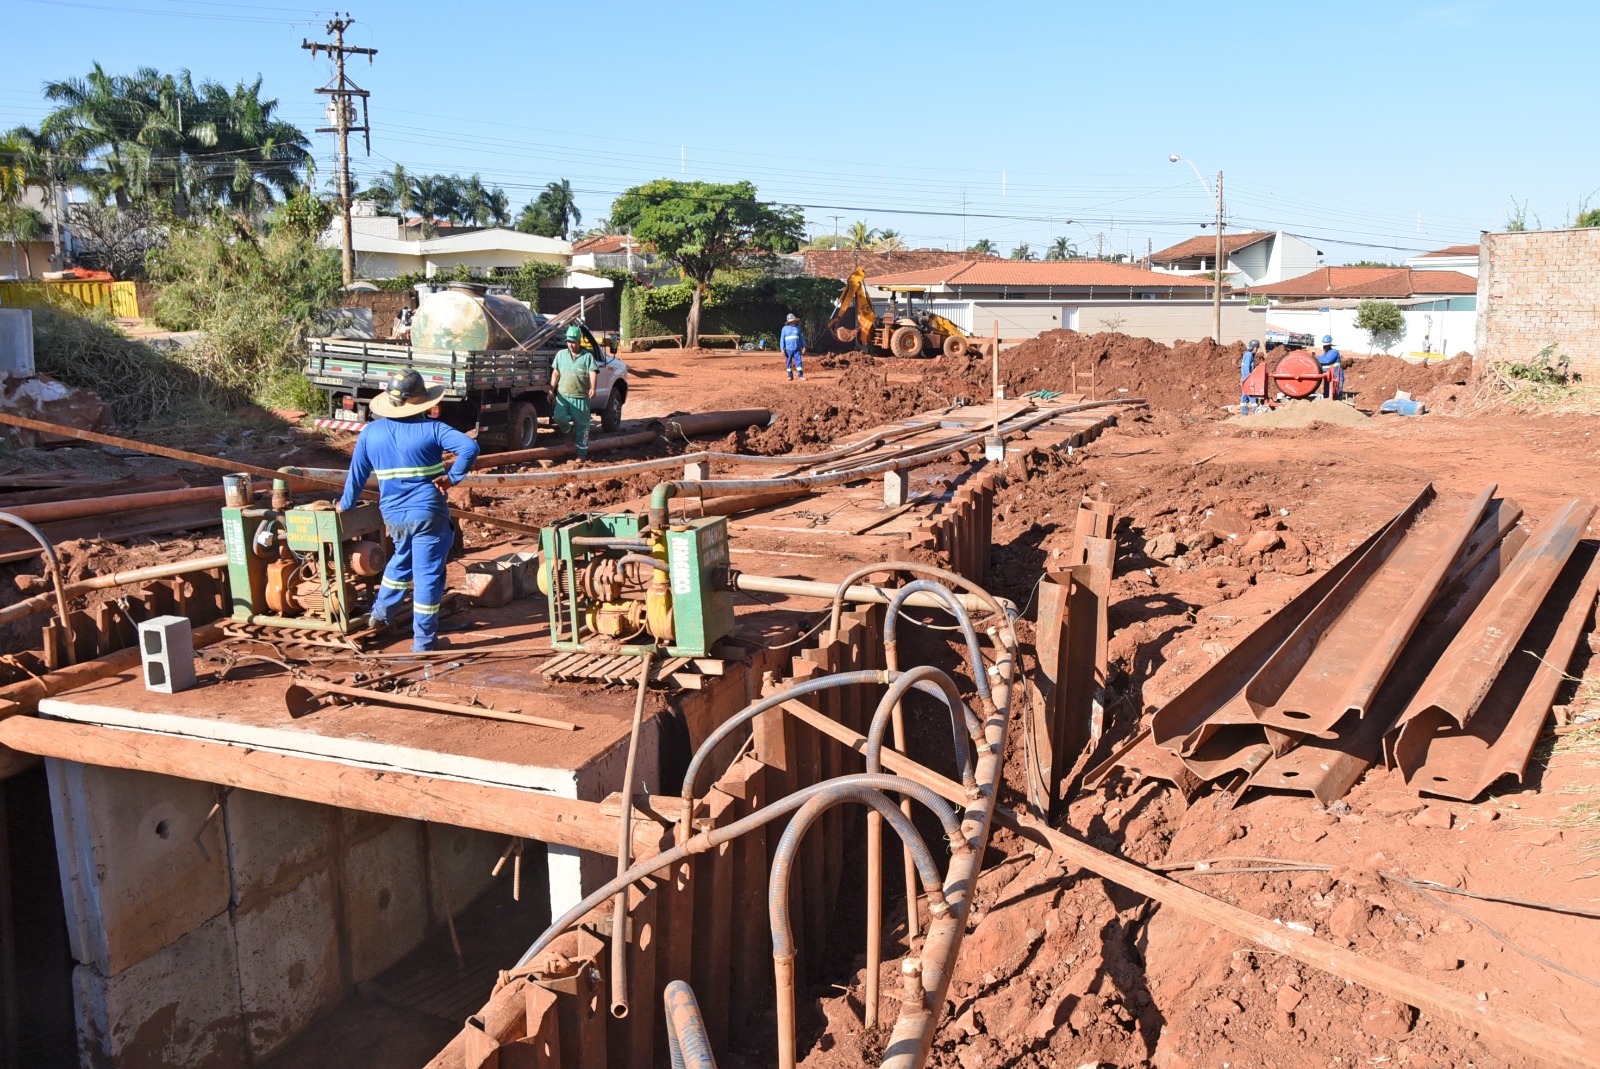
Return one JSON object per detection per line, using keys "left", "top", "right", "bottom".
{"left": 551, "top": 324, "right": 598, "bottom": 459}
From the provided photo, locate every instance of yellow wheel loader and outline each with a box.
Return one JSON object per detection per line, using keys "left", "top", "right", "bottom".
{"left": 825, "top": 267, "right": 988, "bottom": 359}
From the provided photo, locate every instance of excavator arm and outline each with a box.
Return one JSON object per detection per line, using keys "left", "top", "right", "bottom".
{"left": 826, "top": 266, "right": 877, "bottom": 346}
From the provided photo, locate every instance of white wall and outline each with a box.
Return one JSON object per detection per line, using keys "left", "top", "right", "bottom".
{"left": 1256, "top": 305, "right": 1477, "bottom": 356}
{"left": 1266, "top": 233, "right": 1321, "bottom": 285}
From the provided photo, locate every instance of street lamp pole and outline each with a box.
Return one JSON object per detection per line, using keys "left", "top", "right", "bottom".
{"left": 1170, "top": 154, "right": 1224, "bottom": 343}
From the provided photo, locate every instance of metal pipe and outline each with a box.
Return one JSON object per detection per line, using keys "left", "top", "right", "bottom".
{"left": 770, "top": 785, "right": 957, "bottom": 1069}
{"left": 513, "top": 772, "right": 945, "bottom": 972}
{"left": 865, "top": 668, "right": 982, "bottom": 792}
{"left": 663, "top": 980, "right": 717, "bottom": 1069}
{"left": 827, "top": 562, "right": 1019, "bottom": 646}
{"left": 0, "top": 485, "right": 231, "bottom": 525}
{"left": 475, "top": 409, "right": 772, "bottom": 471}
{"left": 733, "top": 573, "right": 999, "bottom": 616}
{"left": 0, "top": 553, "right": 230, "bottom": 628}
{"left": 0, "top": 512, "right": 71, "bottom": 639}
{"left": 610, "top": 652, "right": 653, "bottom": 1019}
{"left": 648, "top": 399, "right": 1146, "bottom": 527}
{"left": 616, "top": 553, "right": 668, "bottom": 575}
{"left": 885, "top": 581, "right": 991, "bottom": 702}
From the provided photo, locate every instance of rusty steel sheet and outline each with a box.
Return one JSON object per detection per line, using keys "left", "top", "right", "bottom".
{"left": 1394, "top": 540, "right": 1600, "bottom": 799}
{"left": 1244, "top": 484, "right": 1493, "bottom": 738}
{"left": 1149, "top": 515, "right": 1401, "bottom": 758}
{"left": 1250, "top": 510, "right": 1529, "bottom": 803}
{"left": 1392, "top": 497, "right": 1595, "bottom": 738}
{"left": 1081, "top": 728, "right": 1202, "bottom": 798}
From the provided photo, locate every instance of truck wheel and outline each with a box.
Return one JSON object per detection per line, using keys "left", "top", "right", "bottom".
{"left": 506, "top": 401, "right": 539, "bottom": 450}
{"left": 890, "top": 325, "right": 924, "bottom": 358}
{"left": 600, "top": 388, "right": 625, "bottom": 432}
{"left": 942, "top": 334, "right": 969, "bottom": 359}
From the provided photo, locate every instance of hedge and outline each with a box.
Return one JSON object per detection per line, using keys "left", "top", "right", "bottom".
{"left": 621, "top": 275, "right": 839, "bottom": 347}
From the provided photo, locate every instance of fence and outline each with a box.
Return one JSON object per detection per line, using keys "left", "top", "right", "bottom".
{"left": 0, "top": 280, "right": 140, "bottom": 319}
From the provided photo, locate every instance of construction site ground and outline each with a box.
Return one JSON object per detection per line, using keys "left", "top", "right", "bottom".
{"left": 3, "top": 332, "right": 1598, "bottom": 1069}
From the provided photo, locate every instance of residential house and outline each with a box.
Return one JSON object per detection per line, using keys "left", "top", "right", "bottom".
{"left": 1404, "top": 243, "right": 1480, "bottom": 279}
{"left": 1245, "top": 265, "right": 1480, "bottom": 356}
{"left": 1149, "top": 230, "right": 1321, "bottom": 288}
{"left": 863, "top": 260, "right": 1249, "bottom": 343}
{"left": 323, "top": 210, "right": 572, "bottom": 281}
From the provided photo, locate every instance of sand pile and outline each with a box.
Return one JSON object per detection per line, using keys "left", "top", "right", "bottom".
{"left": 1226, "top": 400, "right": 1372, "bottom": 428}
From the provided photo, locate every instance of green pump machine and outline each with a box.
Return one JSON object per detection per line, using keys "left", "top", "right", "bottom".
{"left": 219, "top": 472, "right": 389, "bottom": 633}
{"left": 537, "top": 511, "right": 734, "bottom": 657}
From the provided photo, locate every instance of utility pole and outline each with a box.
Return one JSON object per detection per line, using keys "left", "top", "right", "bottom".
{"left": 1213, "top": 170, "right": 1224, "bottom": 344}
{"left": 303, "top": 14, "right": 376, "bottom": 287}
{"left": 829, "top": 215, "right": 843, "bottom": 244}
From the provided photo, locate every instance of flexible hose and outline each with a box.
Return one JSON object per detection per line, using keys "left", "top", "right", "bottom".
{"left": 0, "top": 512, "right": 71, "bottom": 638}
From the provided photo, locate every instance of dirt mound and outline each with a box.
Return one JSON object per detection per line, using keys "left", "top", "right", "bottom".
{"left": 926, "top": 330, "right": 1248, "bottom": 415}
{"left": 1345, "top": 352, "right": 1473, "bottom": 403}
{"left": 727, "top": 361, "right": 954, "bottom": 455}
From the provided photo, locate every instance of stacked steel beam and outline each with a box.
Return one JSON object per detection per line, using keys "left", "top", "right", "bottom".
{"left": 1089, "top": 484, "right": 1600, "bottom": 803}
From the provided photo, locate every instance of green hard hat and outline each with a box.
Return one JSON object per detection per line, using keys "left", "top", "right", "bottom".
{"left": 565, "top": 325, "right": 583, "bottom": 342}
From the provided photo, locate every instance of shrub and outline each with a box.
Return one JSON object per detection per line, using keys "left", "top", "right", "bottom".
{"left": 1355, "top": 298, "right": 1405, "bottom": 352}
{"left": 1497, "top": 344, "right": 1572, "bottom": 386}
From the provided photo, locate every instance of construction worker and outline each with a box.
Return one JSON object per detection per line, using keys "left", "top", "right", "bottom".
{"left": 339, "top": 369, "right": 480, "bottom": 652}
{"left": 1241, "top": 339, "right": 1260, "bottom": 406}
{"left": 1318, "top": 334, "right": 1344, "bottom": 400}
{"left": 780, "top": 312, "right": 805, "bottom": 380}
{"left": 551, "top": 324, "right": 598, "bottom": 459}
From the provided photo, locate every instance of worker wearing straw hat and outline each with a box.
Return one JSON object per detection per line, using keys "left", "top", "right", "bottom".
{"left": 339, "top": 369, "right": 480, "bottom": 651}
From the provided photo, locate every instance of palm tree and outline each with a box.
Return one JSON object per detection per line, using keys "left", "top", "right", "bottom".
{"left": 535, "top": 178, "right": 580, "bottom": 239}
{"left": 40, "top": 63, "right": 145, "bottom": 208}
{"left": 198, "top": 75, "right": 310, "bottom": 216}
{"left": 0, "top": 131, "right": 35, "bottom": 276}
{"left": 1009, "top": 242, "right": 1037, "bottom": 261}
{"left": 846, "top": 219, "right": 877, "bottom": 251}
{"left": 461, "top": 173, "right": 490, "bottom": 227}
{"left": 484, "top": 187, "right": 511, "bottom": 228}
{"left": 408, "top": 173, "right": 447, "bottom": 235}
{"left": 366, "top": 163, "right": 410, "bottom": 216}
{"left": 873, "top": 228, "right": 906, "bottom": 253}
{"left": 967, "top": 238, "right": 996, "bottom": 255}
{"left": 1044, "top": 236, "right": 1077, "bottom": 261}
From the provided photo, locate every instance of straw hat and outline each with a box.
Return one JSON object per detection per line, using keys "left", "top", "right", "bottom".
{"left": 370, "top": 369, "right": 447, "bottom": 418}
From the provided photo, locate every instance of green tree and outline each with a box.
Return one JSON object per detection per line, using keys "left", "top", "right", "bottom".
{"left": 1010, "top": 242, "right": 1036, "bottom": 261}
{"left": 967, "top": 238, "right": 996, "bottom": 255}
{"left": 0, "top": 130, "right": 37, "bottom": 276}
{"left": 845, "top": 219, "right": 877, "bottom": 251}
{"left": 366, "top": 163, "right": 410, "bottom": 215}
{"left": 610, "top": 179, "right": 804, "bottom": 347}
{"left": 1577, "top": 207, "right": 1600, "bottom": 228}
{"left": 538, "top": 178, "right": 581, "bottom": 239}
{"left": 1044, "top": 236, "right": 1076, "bottom": 261}
{"left": 1355, "top": 298, "right": 1405, "bottom": 353}
{"left": 873, "top": 228, "right": 905, "bottom": 252}
{"left": 484, "top": 187, "right": 511, "bottom": 228}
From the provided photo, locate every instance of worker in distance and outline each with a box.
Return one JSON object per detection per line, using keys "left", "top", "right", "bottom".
{"left": 780, "top": 312, "right": 806, "bottom": 380}
{"left": 551, "top": 324, "right": 599, "bottom": 459}
{"left": 338, "top": 368, "right": 480, "bottom": 652}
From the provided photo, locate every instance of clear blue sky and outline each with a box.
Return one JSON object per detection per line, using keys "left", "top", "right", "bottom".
{"left": 4, "top": 0, "right": 1594, "bottom": 263}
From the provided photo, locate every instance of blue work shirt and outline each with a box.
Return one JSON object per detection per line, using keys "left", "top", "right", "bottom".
{"left": 1241, "top": 348, "right": 1258, "bottom": 382}
{"left": 779, "top": 323, "right": 804, "bottom": 355}
{"left": 339, "top": 414, "right": 480, "bottom": 518}
{"left": 1318, "top": 346, "right": 1342, "bottom": 368}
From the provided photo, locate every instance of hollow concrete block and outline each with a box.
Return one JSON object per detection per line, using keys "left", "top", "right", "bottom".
{"left": 138, "top": 615, "right": 196, "bottom": 694}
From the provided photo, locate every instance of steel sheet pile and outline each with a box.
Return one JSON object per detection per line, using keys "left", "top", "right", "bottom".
{"left": 1089, "top": 483, "right": 1600, "bottom": 803}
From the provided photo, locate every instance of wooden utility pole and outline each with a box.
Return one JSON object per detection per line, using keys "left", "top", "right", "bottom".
{"left": 1213, "top": 170, "right": 1225, "bottom": 343}
{"left": 303, "top": 14, "right": 376, "bottom": 286}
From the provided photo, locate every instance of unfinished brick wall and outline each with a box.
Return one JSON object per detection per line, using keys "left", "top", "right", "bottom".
{"left": 1476, "top": 229, "right": 1600, "bottom": 378}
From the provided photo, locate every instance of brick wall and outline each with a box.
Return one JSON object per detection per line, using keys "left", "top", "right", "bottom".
{"left": 1476, "top": 229, "right": 1600, "bottom": 378}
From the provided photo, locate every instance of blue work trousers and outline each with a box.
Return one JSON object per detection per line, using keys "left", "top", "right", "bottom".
{"left": 784, "top": 349, "right": 804, "bottom": 378}
{"left": 372, "top": 510, "right": 451, "bottom": 650}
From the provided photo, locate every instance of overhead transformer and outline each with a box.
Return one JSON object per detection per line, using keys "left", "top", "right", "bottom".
{"left": 220, "top": 474, "right": 389, "bottom": 633}
{"left": 538, "top": 511, "right": 734, "bottom": 658}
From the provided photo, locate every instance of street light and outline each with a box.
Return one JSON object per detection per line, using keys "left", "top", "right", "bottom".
{"left": 1170, "top": 153, "right": 1225, "bottom": 343}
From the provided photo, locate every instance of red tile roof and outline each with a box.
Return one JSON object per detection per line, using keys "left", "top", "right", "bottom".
{"left": 1415, "top": 244, "right": 1480, "bottom": 258}
{"left": 574, "top": 234, "right": 654, "bottom": 254}
{"left": 866, "top": 259, "right": 1216, "bottom": 289}
{"left": 1247, "top": 267, "right": 1477, "bottom": 298}
{"left": 802, "top": 248, "right": 993, "bottom": 280}
{"left": 1149, "top": 231, "right": 1274, "bottom": 263}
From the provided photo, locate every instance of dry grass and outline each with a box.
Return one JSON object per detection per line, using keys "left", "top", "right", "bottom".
{"left": 1552, "top": 725, "right": 1599, "bottom": 869}
{"left": 1466, "top": 363, "right": 1600, "bottom": 414}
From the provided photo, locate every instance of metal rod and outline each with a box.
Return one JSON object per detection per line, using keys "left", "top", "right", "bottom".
{"left": 733, "top": 573, "right": 999, "bottom": 616}
{"left": 0, "top": 553, "right": 229, "bottom": 628}
{"left": 610, "top": 652, "right": 653, "bottom": 1019}
{"left": 292, "top": 679, "right": 580, "bottom": 730}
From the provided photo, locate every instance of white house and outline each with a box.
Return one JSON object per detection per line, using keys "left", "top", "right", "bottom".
{"left": 322, "top": 208, "right": 572, "bottom": 280}
{"left": 1404, "top": 243, "right": 1480, "bottom": 279}
{"left": 1149, "top": 230, "right": 1321, "bottom": 288}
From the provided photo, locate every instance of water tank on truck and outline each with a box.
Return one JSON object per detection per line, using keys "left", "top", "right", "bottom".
{"left": 411, "top": 281, "right": 544, "bottom": 350}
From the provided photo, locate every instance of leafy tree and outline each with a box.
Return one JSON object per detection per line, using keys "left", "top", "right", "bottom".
{"left": 515, "top": 179, "right": 582, "bottom": 239}
{"left": 1044, "top": 236, "right": 1076, "bottom": 261}
{"left": 1577, "top": 207, "right": 1600, "bottom": 228}
{"left": 365, "top": 164, "right": 410, "bottom": 215}
{"left": 610, "top": 179, "right": 804, "bottom": 347}
{"left": 1349, "top": 260, "right": 1399, "bottom": 268}
{"left": 515, "top": 201, "right": 555, "bottom": 237}
{"left": 1355, "top": 298, "right": 1405, "bottom": 353}
{"left": 0, "top": 131, "right": 36, "bottom": 276}
{"left": 967, "top": 238, "right": 996, "bottom": 255}
{"left": 1009, "top": 242, "right": 1037, "bottom": 261}
{"left": 484, "top": 187, "right": 511, "bottom": 228}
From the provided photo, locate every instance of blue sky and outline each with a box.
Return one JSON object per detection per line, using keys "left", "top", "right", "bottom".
{"left": 4, "top": 0, "right": 1594, "bottom": 262}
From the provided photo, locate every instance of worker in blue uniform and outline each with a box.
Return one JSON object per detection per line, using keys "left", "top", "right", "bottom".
{"left": 1318, "top": 334, "right": 1344, "bottom": 399}
{"left": 1241, "top": 339, "right": 1260, "bottom": 406}
{"left": 551, "top": 325, "right": 598, "bottom": 459}
{"left": 339, "top": 369, "right": 480, "bottom": 651}
{"left": 779, "top": 313, "right": 805, "bottom": 380}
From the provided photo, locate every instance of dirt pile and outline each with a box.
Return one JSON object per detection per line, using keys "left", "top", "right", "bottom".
{"left": 927, "top": 331, "right": 1247, "bottom": 414}
{"left": 1345, "top": 353, "right": 1473, "bottom": 403}
{"left": 727, "top": 361, "right": 954, "bottom": 455}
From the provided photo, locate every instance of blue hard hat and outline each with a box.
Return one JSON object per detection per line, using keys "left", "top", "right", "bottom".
{"left": 1322, "top": 335, "right": 1334, "bottom": 345}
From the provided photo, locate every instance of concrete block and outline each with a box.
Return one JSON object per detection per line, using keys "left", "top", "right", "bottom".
{"left": 341, "top": 819, "right": 429, "bottom": 982}
{"left": 48, "top": 760, "right": 230, "bottom": 974}
{"left": 884, "top": 468, "right": 909, "bottom": 507}
{"left": 234, "top": 868, "right": 344, "bottom": 1062}
{"left": 138, "top": 615, "right": 196, "bottom": 694}
{"left": 0, "top": 308, "right": 34, "bottom": 376}
{"left": 73, "top": 911, "right": 247, "bottom": 1069}
{"left": 224, "top": 789, "right": 337, "bottom": 904}
{"left": 683, "top": 459, "right": 711, "bottom": 481}
{"left": 462, "top": 560, "right": 514, "bottom": 608}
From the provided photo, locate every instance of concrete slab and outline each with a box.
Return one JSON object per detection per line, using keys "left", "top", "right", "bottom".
{"left": 341, "top": 818, "right": 430, "bottom": 983}
{"left": 74, "top": 910, "right": 247, "bottom": 1069}
{"left": 47, "top": 759, "right": 230, "bottom": 974}
{"left": 426, "top": 823, "right": 512, "bottom": 921}
{"left": 234, "top": 868, "right": 343, "bottom": 1063}
{"left": 223, "top": 789, "right": 337, "bottom": 906}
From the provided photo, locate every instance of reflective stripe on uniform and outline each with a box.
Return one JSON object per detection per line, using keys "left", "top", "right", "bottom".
{"left": 414, "top": 602, "right": 441, "bottom": 615}
{"left": 374, "top": 463, "right": 446, "bottom": 481}
{"left": 380, "top": 577, "right": 413, "bottom": 591}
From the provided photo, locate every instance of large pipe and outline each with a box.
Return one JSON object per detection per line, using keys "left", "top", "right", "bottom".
{"left": 732, "top": 573, "right": 1003, "bottom": 616}
{"left": 0, "top": 485, "right": 229, "bottom": 525}
{"left": 475, "top": 409, "right": 773, "bottom": 471}
{"left": 0, "top": 553, "right": 230, "bottom": 628}
{"left": 610, "top": 652, "right": 653, "bottom": 1020}
{"left": 0, "top": 511, "right": 70, "bottom": 637}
